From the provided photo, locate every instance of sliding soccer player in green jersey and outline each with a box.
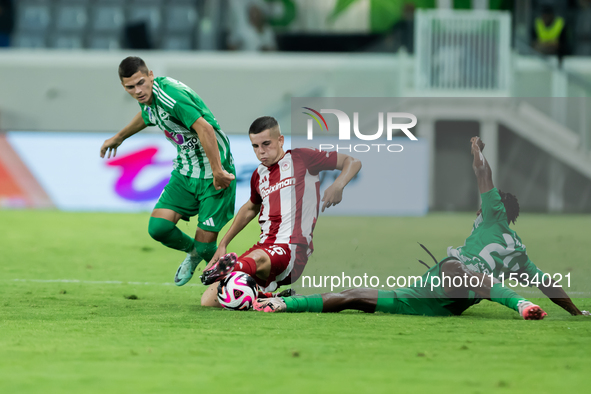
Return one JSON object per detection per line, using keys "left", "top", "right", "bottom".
{"left": 100, "top": 56, "right": 236, "bottom": 286}
{"left": 254, "top": 136, "right": 589, "bottom": 319}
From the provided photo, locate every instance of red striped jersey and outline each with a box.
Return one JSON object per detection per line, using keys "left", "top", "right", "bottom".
{"left": 250, "top": 149, "right": 338, "bottom": 248}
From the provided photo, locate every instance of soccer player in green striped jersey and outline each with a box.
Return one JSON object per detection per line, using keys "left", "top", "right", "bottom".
{"left": 254, "top": 137, "right": 589, "bottom": 319}
{"left": 100, "top": 56, "right": 236, "bottom": 286}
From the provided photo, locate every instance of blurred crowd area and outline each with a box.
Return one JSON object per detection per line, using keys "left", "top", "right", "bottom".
{"left": 0, "top": 0, "right": 589, "bottom": 56}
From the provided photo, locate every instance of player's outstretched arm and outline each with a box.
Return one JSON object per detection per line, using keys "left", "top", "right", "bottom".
{"left": 470, "top": 136, "right": 494, "bottom": 194}
{"left": 205, "top": 200, "right": 261, "bottom": 269}
{"left": 321, "top": 154, "right": 362, "bottom": 212}
{"left": 191, "top": 117, "right": 235, "bottom": 190}
{"left": 100, "top": 112, "right": 147, "bottom": 158}
{"left": 536, "top": 281, "right": 585, "bottom": 315}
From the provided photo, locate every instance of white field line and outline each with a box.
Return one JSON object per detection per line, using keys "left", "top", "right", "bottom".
{"left": 8, "top": 279, "right": 204, "bottom": 287}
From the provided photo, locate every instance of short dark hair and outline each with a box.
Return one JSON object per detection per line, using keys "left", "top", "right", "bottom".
{"left": 249, "top": 116, "right": 278, "bottom": 135}
{"left": 118, "top": 56, "right": 149, "bottom": 79}
{"left": 499, "top": 190, "right": 520, "bottom": 225}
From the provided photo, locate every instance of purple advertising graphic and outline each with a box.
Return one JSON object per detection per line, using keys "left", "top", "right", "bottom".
{"left": 4, "top": 132, "right": 266, "bottom": 212}
{"left": 107, "top": 147, "right": 170, "bottom": 202}
{"left": 5, "top": 132, "right": 424, "bottom": 215}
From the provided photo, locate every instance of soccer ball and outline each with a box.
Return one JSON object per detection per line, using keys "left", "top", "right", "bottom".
{"left": 217, "top": 271, "right": 258, "bottom": 310}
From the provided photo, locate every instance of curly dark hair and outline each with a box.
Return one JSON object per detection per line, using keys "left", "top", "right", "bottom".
{"left": 498, "top": 190, "right": 520, "bottom": 225}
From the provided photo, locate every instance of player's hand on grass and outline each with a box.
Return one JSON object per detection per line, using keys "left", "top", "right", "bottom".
{"left": 321, "top": 184, "right": 344, "bottom": 212}
{"left": 100, "top": 136, "right": 124, "bottom": 159}
{"left": 213, "top": 169, "right": 235, "bottom": 190}
{"left": 206, "top": 245, "right": 227, "bottom": 270}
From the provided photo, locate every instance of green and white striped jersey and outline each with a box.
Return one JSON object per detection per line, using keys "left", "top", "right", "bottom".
{"left": 447, "top": 188, "right": 543, "bottom": 283}
{"left": 140, "top": 76, "right": 233, "bottom": 179}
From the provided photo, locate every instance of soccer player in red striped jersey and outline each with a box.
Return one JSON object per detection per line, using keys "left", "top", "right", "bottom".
{"left": 199, "top": 116, "right": 361, "bottom": 307}
{"left": 253, "top": 137, "right": 589, "bottom": 319}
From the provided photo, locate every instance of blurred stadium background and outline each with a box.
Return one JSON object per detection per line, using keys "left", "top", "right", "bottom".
{"left": 2, "top": 2, "right": 591, "bottom": 393}
{"left": 1, "top": 0, "right": 591, "bottom": 216}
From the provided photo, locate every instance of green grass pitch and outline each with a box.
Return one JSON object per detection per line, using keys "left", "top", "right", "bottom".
{"left": 1, "top": 210, "right": 590, "bottom": 394}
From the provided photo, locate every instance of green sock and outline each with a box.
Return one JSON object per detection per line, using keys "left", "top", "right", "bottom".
{"left": 283, "top": 295, "right": 324, "bottom": 313}
{"left": 148, "top": 217, "right": 194, "bottom": 253}
{"left": 194, "top": 241, "right": 217, "bottom": 262}
{"left": 490, "top": 283, "right": 527, "bottom": 312}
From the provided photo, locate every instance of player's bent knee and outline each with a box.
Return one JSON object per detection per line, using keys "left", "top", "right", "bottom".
{"left": 201, "top": 284, "right": 222, "bottom": 308}
{"left": 201, "top": 296, "right": 221, "bottom": 308}
{"left": 148, "top": 217, "right": 175, "bottom": 242}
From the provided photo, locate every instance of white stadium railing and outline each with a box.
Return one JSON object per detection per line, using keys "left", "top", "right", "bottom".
{"left": 414, "top": 9, "right": 511, "bottom": 94}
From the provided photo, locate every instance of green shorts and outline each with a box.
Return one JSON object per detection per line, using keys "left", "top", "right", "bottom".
{"left": 154, "top": 169, "right": 236, "bottom": 232}
{"left": 375, "top": 258, "right": 481, "bottom": 317}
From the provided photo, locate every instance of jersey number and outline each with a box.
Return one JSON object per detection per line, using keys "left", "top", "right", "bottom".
{"left": 478, "top": 234, "right": 522, "bottom": 272}
{"left": 267, "top": 246, "right": 286, "bottom": 256}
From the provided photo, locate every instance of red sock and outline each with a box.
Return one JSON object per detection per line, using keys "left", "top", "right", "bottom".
{"left": 236, "top": 257, "right": 257, "bottom": 277}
